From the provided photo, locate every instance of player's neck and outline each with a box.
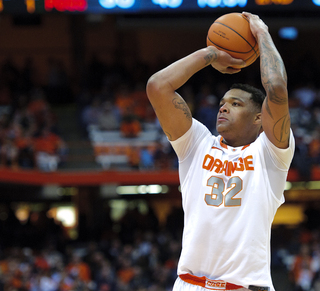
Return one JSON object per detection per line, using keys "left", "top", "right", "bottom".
{"left": 221, "top": 135, "right": 258, "bottom": 148}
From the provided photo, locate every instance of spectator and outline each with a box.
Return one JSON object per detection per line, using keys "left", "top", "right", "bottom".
{"left": 81, "top": 98, "right": 103, "bottom": 132}
{"left": 195, "top": 93, "right": 219, "bottom": 135}
{"left": 120, "top": 110, "right": 141, "bottom": 138}
{"left": 290, "top": 244, "right": 316, "bottom": 291}
{"left": 293, "top": 83, "right": 317, "bottom": 109}
{"left": 27, "top": 88, "right": 50, "bottom": 129}
{"left": 153, "top": 142, "right": 170, "bottom": 170}
{"left": 65, "top": 253, "right": 91, "bottom": 285}
{"left": 130, "top": 82, "right": 152, "bottom": 122}
{"left": 116, "top": 257, "right": 135, "bottom": 290}
{"left": 39, "top": 269, "right": 58, "bottom": 291}
{"left": 127, "top": 146, "right": 140, "bottom": 169}
{"left": 15, "top": 131, "right": 35, "bottom": 168}
{"left": 309, "top": 126, "right": 320, "bottom": 166}
{"left": 33, "top": 126, "right": 67, "bottom": 171}
{"left": 0, "top": 137, "right": 19, "bottom": 168}
{"left": 114, "top": 84, "right": 134, "bottom": 117}
{"left": 97, "top": 101, "right": 120, "bottom": 131}
{"left": 292, "top": 135, "right": 312, "bottom": 181}
{"left": 139, "top": 146, "right": 154, "bottom": 169}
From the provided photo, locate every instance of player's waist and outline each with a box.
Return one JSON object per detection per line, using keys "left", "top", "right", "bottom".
{"left": 179, "top": 273, "right": 271, "bottom": 291}
{"left": 179, "top": 273, "right": 245, "bottom": 290}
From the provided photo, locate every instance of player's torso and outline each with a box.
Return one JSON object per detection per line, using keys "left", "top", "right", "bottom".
{"left": 178, "top": 135, "right": 275, "bottom": 286}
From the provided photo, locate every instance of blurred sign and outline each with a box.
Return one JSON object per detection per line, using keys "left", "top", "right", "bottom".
{"left": 255, "top": 0, "right": 294, "bottom": 4}
{"left": 0, "top": 0, "right": 319, "bottom": 14}
{"left": 44, "top": 0, "right": 88, "bottom": 12}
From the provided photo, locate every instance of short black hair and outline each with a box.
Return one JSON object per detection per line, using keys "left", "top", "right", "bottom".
{"left": 230, "top": 83, "right": 265, "bottom": 111}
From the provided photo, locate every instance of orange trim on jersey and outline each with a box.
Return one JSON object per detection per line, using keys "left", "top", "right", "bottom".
{"left": 212, "top": 146, "right": 223, "bottom": 151}
{"left": 220, "top": 137, "right": 251, "bottom": 151}
{"left": 219, "top": 137, "right": 228, "bottom": 149}
{"left": 241, "top": 144, "right": 251, "bottom": 150}
{"left": 179, "top": 273, "right": 245, "bottom": 290}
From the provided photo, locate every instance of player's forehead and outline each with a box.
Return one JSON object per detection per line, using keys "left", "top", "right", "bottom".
{"left": 221, "top": 89, "right": 252, "bottom": 103}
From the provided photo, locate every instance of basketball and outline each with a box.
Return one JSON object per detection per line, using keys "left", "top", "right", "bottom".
{"left": 206, "top": 12, "right": 259, "bottom": 67}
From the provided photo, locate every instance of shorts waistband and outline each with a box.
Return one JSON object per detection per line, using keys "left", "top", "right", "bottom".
{"left": 179, "top": 273, "right": 245, "bottom": 290}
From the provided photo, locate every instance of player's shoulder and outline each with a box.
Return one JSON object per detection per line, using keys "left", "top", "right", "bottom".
{"left": 186, "top": 118, "right": 215, "bottom": 142}
{"left": 256, "top": 130, "right": 295, "bottom": 151}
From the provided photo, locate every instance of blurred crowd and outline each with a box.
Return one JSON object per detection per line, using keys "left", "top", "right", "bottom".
{"left": 0, "top": 231, "right": 181, "bottom": 291}
{"left": 0, "top": 53, "right": 320, "bottom": 176}
{"left": 271, "top": 203, "right": 320, "bottom": 291}
{"left": 0, "top": 203, "right": 184, "bottom": 291}
{"left": 0, "top": 201, "right": 320, "bottom": 291}
{"left": 0, "top": 57, "right": 68, "bottom": 171}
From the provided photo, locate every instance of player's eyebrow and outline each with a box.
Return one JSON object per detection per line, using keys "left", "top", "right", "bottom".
{"left": 220, "top": 96, "right": 245, "bottom": 104}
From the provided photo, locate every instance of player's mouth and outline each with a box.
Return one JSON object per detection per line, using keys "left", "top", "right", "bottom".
{"left": 217, "top": 115, "right": 228, "bottom": 122}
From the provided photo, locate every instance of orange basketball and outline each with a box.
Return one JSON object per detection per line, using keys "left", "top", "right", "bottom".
{"left": 206, "top": 12, "right": 259, "bottom": 67}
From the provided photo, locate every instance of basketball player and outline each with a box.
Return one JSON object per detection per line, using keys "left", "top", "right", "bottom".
{"left": 146, "top": 12, "right": 294, "bottom": 291}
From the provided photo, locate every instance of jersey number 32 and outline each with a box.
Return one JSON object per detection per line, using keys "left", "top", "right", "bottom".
{"left": 205, "top": 176, "right": 242, "bottom": 207}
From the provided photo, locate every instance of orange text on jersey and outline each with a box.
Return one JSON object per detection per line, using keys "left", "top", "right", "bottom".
{"left": 202, "top": 155, "right": 254, "bottom": 176}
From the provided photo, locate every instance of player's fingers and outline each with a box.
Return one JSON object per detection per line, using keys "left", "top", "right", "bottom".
{"left": 242, "top": 11, "right": 251, "bottom": 17}
{"left": 242, "top": 11, "right": 260, "bottom": 22}
{"left": 230, "top": 58, "right": 246, "bottom": 69}
{"left": 242, "top": 11, "right": 257, "bottom": 18}
{"left": 242, "top": 11, "right": 253, "bottom": 19}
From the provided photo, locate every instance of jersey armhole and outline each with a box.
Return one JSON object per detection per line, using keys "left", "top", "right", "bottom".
{"left": 260, "top": 129, "right": 295, "bottom": 170}
{"left": 170, "top": 118, "right": 211, "bottom": 162}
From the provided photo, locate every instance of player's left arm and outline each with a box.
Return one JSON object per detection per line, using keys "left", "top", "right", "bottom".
{"left": 244, "top": 12, "right": 290, "bottom": 149}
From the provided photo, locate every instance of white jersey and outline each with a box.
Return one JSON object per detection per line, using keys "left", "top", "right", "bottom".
{"left": 170, "top": 118, "right": 295, "bottom": 290}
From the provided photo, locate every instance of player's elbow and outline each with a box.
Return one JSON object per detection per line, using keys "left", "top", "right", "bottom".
{"left": 267, "top": 79, "right": 288, "bottom": 101}
{"left": 273, "top": 77, "right": 287, "bottom": 89}
{"left": 146, "top": 72, "right": 166, "bottom": 101}
{"left": 274, "top": 80, "right": 288, "bottom": 96}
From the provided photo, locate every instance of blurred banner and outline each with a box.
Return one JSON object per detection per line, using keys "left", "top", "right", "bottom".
{"left": 1, "top": 0, "right": 320, "bottom": 14}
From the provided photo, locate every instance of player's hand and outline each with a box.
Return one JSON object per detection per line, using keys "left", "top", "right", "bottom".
{"left": 242, "top": 12, "right": 268, "bottom": 39}
{"left": 209, "top": 47, "right": 246, "bottom": 74}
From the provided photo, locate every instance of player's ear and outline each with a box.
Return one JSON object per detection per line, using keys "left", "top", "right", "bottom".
{"left": 255, "top": 113, "right": 263, "bottom": 133}
{"left": 254, "top": 112, "right": 262, "bottom": 125}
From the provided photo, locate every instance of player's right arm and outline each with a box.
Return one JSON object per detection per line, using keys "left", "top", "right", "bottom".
{"left": 146, "top": 46, "right": 245, "bottom": 141}
{"left": 244, "top": 12, "right": 290, "bottom": 149}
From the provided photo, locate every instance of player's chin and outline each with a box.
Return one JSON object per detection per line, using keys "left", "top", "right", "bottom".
{"left": 216, "top": 124, "right": 227, "bottom": 134}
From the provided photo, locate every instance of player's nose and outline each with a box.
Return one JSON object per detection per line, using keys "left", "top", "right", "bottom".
{"left": 219, "top": 103, "right": 229, "bottom": 113}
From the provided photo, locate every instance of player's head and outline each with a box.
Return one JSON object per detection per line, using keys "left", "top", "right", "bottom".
{"left": 216, "top": 83, "right": 265, "bottom": 146}
{"left": 230, "top": 83, "right": 265, "bottom": 112}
